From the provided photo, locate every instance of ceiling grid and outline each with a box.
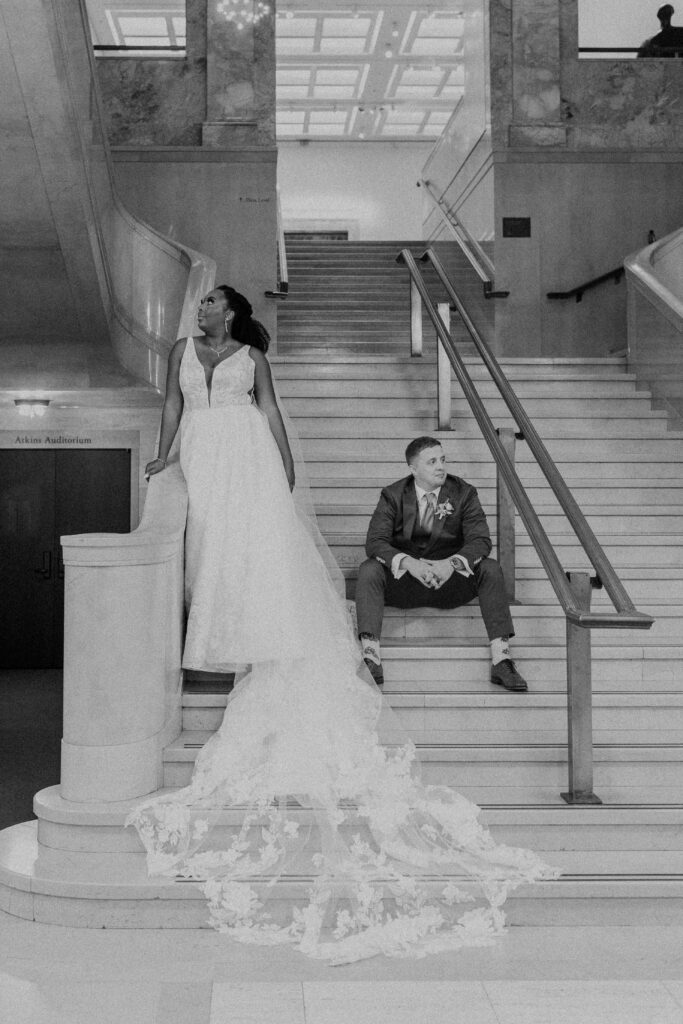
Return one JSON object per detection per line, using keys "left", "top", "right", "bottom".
{"left": 88, "top": 1, "right": 462, "bottom": 140}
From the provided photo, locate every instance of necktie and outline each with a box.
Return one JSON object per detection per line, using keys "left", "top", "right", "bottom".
{"left": 421, "top": 491, "right": 437, "bottom": 533}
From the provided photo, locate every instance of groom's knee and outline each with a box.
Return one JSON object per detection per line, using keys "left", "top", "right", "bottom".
{"left": 476, "top": 557, "right": 505, "bottom": 583}
{"left": 357, "top": 557, "right": 387, "bottom": 592}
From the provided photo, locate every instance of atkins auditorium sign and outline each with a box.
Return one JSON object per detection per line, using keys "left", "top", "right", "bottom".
{"left": 1, "top": 431, "right": 138, "bottom": 449}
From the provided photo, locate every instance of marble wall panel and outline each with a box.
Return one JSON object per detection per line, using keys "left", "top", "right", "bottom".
{"left": 96, "top": 0, "right": 275, "bottom": 148}
{"left": 95, "top": 0, "right": 207, "bottom": 146}
{"left": 493, "top": 156, "right": 683, "bottom": 356}
{"left": 97, "top": 59, "right": 206, "bottom": 147}
{"left": 511, "top": 0, "right": 561, "bottom": 123}
{"left": 489, "top": 0, "right": 683, "bottom": 151}
{"left": 113, "top": 151, "right": 277, "bottom": 339}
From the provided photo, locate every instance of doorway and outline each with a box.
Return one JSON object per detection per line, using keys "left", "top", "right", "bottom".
{"left": 0, "top": 449, "right": 131, "bottom": 668}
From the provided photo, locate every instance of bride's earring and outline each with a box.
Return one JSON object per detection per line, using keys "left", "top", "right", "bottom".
{"left": 224, "top": 313, "right": 233, "bottom": 331}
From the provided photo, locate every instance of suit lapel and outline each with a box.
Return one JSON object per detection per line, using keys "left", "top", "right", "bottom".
{"left": 401, "top": 480, "right": 418, "bottom": 544}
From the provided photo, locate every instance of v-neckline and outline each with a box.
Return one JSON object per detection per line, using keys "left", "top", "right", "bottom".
{"left": 191, "top": 339, "right": 245, "bottom": 405}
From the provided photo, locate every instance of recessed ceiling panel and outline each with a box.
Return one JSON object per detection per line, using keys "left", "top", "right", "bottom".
{"left": 276, "top": 4, "right": 461, "bottom": 141}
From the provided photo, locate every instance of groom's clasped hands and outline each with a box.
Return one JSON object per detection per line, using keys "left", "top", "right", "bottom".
{"left": 403, "top": 555, "right": 455, "bottom": 589}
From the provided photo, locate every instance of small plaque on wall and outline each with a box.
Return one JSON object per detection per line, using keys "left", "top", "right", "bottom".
{"left": 503, "top": 217, "right": 531, "bottom": 238}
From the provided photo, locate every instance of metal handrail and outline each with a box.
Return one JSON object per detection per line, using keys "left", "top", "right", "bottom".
{"left": 266, "top": 187, "right": 288, "bottom": 298}
{"left": 547, "top": 266, "right": 625, "bottom": 302}
{"left": 420, "top": 179, "right": 508, "bottom": 298}
{"left": 399, "top": 247, "right": 654, "bottom": 633}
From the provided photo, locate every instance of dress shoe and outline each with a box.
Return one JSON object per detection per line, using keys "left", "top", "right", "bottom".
{"left": 490, "top": 659, "right": 528, "bottom": 692}
{"left": 363, "top": 657, "right": 384, "bottom": 688}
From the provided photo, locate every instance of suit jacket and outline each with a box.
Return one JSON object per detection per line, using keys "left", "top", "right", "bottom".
{"left": 365, "top": 474, "right": 492, "bottom": 569}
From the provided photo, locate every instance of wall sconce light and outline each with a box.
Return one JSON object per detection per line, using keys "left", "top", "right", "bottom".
{"left": 217, "top": 0, "right": 271, "bottom": 29}
{"left": 14, "top": 399, "right": 50, "bottom": 418}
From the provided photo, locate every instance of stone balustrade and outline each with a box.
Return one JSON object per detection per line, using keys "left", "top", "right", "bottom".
{"left": 60, "top": 459, "right": 187, "bottom": 802}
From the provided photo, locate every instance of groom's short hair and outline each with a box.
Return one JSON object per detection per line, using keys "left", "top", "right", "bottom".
{"left": 405, "top": 436, "right": 442, "bottom": 465}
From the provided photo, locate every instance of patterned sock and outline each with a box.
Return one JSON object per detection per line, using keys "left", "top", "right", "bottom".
{"left": 359, "top": 632, "right": 381, "bottom": 666}
{"left": 490, "top": 636, "right": 511, "bottom": 666}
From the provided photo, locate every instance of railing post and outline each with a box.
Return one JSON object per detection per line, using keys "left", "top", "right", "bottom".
{"left": 562, "top": 572, "right": 602, "bottom": 805}
{"left": 410, "top": 278, "right": 423, "bottom": 357}
{"left": 436, "top": 302, "right": 451, "bottom": 429}
{"left": 496, "top": 427, "right": 517, "bottom": 601}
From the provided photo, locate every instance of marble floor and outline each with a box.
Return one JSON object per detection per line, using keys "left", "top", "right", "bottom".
{"left": 0, "top": 915, "right": 682, "bottom": 1023}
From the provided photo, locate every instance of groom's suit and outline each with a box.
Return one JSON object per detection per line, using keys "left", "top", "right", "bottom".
{"left": 355, "top": 473, "right": 514, "bottom": 641}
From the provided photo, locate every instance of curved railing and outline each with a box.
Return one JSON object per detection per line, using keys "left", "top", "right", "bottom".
{"left": 625, "top": 227, "right": 683, "bottom": 423}
{"left": 398, "top": 246, "right": 654, "bottom": 804}
{"left": 51, "top": 0, "right": 215, "bottom": 389}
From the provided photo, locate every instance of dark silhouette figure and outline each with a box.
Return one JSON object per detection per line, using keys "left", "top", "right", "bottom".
{"left": 638, "top": 4, "right": 683, "bottom": 56}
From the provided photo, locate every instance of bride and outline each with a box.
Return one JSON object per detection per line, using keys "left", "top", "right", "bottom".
{"left": 127, "top": 285, "right": 558, "bottom": 964}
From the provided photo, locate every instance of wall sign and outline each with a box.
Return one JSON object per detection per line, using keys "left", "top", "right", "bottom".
{"left": 0, "top": 431, "right": 138, "bottom": 449}
{"left": 503, "top": 217, "right": 531, "bottom": 238}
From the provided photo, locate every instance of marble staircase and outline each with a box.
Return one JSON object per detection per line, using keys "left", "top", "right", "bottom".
{"left": 1, "top": 346, "right": 682, "bottom": 929}
{"left": 277, "top": 239, "right": 492, "bottom": 352}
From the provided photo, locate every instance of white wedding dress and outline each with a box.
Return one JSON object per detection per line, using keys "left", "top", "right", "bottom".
{"left": 127, "top": 340, "right": 558, "bottom": 963}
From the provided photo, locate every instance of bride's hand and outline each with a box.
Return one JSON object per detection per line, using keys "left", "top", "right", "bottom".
{"left": 144, "top": 457, "right": 167, "bottom": 480}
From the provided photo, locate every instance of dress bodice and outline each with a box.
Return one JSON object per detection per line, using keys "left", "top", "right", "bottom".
{"left": 180, "top": 339, "right": 254, "bottom": 411}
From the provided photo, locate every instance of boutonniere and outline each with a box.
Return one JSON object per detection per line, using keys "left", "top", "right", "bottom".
{"left": 435, "top": 500, "right": 454, "bottom": 520}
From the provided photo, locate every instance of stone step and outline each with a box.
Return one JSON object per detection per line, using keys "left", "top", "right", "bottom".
{"left": 369, "top": 614, "right": 671, "bottom": 646}
{"left": 329, "top": 537, "right": 683, "bottom": 571}
{"left": 297, "top": 437, "right": 683, "bottom": 463}
{"left": 282, "top": 399, "right": 663, "bottom": 423}
{"left": 305, "top": 459, "right": 676, "bottom": 481}
{"left": 278, "top": 378, "right": 641, "bottom": 398}
{"left": 314, "top": 507, "right": 683, "bottom": 533}
{"left": 310, "top": 481, "right": 683, "bottom": 505}
{"left": 372, "top": 642, "right": 683, "bottom": 692}
{"left": 269, "top": 355, "right": 628, "bottom": 370}
{"left": 30, "top": 787, "right": 683, "bottom": 854}
{"left": 292, "top": 416, "right": 671, "bottom": 438}
{"left": 163, "top": 732, "right": 683, "bottom": 791}
{"left": 182, "top": 691, "right": 683, "bottom": 735}
{"left": 2, "top": 821, "right": 682, "bottom": 928}
{"left": 342, "top": 572, "right": 683, "bottom": 605}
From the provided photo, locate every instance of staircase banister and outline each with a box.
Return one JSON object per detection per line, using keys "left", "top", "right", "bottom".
{"left": 420, "top": 246, "right": 649, "bottom": 622}
{"left": 546, "top": 266, "right": 625, "bottom": 302}
{"left": 624, "top": 228, "right": 683, "bottom": 331}
{"left": 567, "top": 610, "right": 655, "bottom": 629}
{"left": 420, "top": 179, "right": 496, "bottom": 285}
{"left": 399, "top": 248, "right": 652, "bottom": 631}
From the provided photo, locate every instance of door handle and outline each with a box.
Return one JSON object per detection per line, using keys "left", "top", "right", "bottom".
{"left": 34, "top": 550, "right": 52, "bottom": 579}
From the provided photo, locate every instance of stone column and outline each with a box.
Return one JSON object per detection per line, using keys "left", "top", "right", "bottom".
{"left": 203, "top": 0, "right": 275, "bottom": 149}
{"left": 508, "top": 0, "right": 566, "bottom": 147}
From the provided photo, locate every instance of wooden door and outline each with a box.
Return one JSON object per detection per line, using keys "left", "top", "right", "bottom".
{"left": 0, "top": 451, "right": 57, "bottom": 667}
{"left": 0, "top": 449, "right": 131, "bottom": 668}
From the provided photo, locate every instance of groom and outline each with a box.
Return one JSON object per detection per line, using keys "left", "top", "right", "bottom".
{"left": 355, "top": 436, "right": 527, "bottom": 692}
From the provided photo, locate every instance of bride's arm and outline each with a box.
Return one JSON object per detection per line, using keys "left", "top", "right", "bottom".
{"left": 251, "top": 348, "right": 295, "bottom": 490}
{"left": 145, "top": 340, "right": 185, "bottom": 477}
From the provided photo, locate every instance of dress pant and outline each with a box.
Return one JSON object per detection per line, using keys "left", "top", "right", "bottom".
{"left": 355, "top": 556, "right": 514, "bottom": 641}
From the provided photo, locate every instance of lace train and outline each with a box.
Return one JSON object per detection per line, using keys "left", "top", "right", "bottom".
{"left": 127, "top": 649, "right": 559, "bottom": 964}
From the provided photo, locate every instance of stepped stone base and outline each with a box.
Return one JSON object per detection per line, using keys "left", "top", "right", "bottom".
{"left": 2, "top": 812, "right": 682, "bottom": 929}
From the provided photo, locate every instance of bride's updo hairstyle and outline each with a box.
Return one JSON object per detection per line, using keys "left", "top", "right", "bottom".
{"left": 217, "top": 285, "right": 270, "bottom": 353}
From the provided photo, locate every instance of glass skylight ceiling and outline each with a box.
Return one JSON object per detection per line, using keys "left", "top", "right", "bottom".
{"left": 86, "top": 1, "right": 186, "bottom": 53}
{"left": 87, "top": 2, "right": 463, "bottom": 139}
{"left": 276, "top": 5, "right": 463, "bottom": 140}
